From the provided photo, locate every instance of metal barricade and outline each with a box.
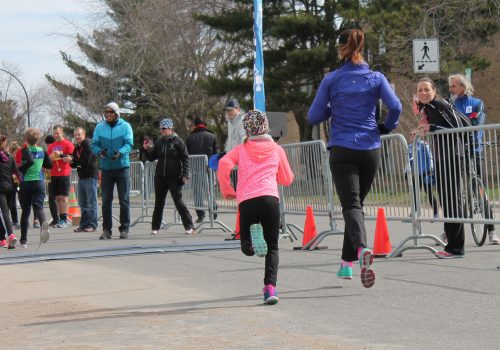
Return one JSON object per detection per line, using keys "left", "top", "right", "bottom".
{"left": 182, "top": 155, "right": 229, "bottom": 233}
{"left": 69, "top": 162, "right": 146, "bottom": 227}
{"left": 279, "top": 140, "right": 342, "bottom": 246}
{"left": 143, "top": 158, "right": 230, "bottom": 233}
{"left": 390, "top": 125, "right": 500, "bottom": 257}
{"left": 306, "top": 134, "right": 415, "bottom": 250}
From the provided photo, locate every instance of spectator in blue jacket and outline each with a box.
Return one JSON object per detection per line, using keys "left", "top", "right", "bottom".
{"left": 449, "top": 74, "right": 499, "bottom": 244}
{"left": 308, "top": 29, "right": 402, "bottom": 288}
{"left": 91, "top": 102, "right": 134, "bottom": 240}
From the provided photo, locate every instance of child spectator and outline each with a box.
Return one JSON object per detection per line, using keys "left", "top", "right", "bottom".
{"left": 18, "top": 128, "right": 52, "bottom": 248}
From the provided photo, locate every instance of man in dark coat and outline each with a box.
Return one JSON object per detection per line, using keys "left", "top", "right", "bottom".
{"left": 186, "top": 117, "right": 218, "bottom": 223}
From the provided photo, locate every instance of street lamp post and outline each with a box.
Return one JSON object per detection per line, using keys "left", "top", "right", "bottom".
{"left": 0, "top": 68, "right": 30, "bottom": 127}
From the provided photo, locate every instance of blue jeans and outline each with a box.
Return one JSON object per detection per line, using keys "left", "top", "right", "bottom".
{"left": 101, "top": 168, "right": 130, "bottom": 233}
{"left": 78, "top": 177, "right": 98, "bottom": 229}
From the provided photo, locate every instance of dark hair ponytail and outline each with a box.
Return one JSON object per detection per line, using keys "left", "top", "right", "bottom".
{"left": 338, "top": 29, "right": 365, "bottom": 64}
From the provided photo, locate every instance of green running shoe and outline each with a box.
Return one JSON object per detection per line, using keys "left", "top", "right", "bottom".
{"left": 336, "top": 265, "right": 353, "bottom": 280}
{"left": 250, "top": 223, "right": 267, "bottom": 257}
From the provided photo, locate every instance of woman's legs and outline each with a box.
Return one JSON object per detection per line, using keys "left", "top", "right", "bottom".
{"left": 151, "top": 176, "right": 168, "bottom": 231}
{"left": 330, "top": 147, "right": 381, "bottom": 262}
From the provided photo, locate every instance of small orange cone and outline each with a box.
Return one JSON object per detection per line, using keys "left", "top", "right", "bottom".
{"left": 373, "top": 207, "right": 392, "bottom": 257}
{"left": 225, "top": 209, "right": 240, "bottom": 241}
{"left": 294, "top": 206, "right": 317, "bottom": 250}
{"left": 67, "top": 186, "right": 81, "bottom": 224}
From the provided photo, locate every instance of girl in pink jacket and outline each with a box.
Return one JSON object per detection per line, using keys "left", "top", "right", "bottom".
{"left": 218, "top": 110, "right": 294, "bottom": 305}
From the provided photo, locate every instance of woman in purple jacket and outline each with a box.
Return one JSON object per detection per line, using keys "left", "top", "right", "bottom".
{"left": 308, "top": 29, "right": 402, "bottom": 288}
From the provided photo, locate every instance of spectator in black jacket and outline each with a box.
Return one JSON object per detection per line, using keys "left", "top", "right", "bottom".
{"left": 186, "top": 117, "right": 218, "bottom": 223}
{"left": 144, "top": 118, "right": 194, "bottom": 235}
{"left": 69, "top": 128, "right": 99, "bottom": 232}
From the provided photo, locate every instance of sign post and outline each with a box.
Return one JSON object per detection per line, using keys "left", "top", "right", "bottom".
{"left": 413, "top": 39, "right": 440, "bottom": 74}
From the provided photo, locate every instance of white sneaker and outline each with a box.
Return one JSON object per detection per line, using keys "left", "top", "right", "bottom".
{"left": 488, "top": 231, "right": 500, "bottom": 245}
{"left": 440, "top": 232, "right": 448, "bottom": 244}
{"left": 151, "top": 230, "right": 158, "bottom": 235}
{"left": 185, "top": 228, "right": 194, "bottom": 235}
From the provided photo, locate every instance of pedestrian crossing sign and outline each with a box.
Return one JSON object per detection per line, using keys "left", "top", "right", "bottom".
{"left": 413, "top": 39, "right": 440, "bottom": 73}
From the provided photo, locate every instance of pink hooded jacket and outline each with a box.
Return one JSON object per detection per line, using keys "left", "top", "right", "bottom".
{"left": 217, "top": 138, "right": 294, "bottom": 204}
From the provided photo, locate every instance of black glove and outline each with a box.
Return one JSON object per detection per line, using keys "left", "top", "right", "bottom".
{"left": 98, "top": 149, "right": 108, "bottom": 159}
{"left": 111, "top": 151, "right": 121, "bottom": 160}
{"left": 378, "top": 123, "right": 391, "bottom": 135}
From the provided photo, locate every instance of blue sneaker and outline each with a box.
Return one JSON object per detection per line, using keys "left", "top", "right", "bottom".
{"left": 336, "top": 265, "right": 353, "bottom": 280}
{"left": 57, "top": 219, "right": 70, "bottom": 228}
{"left": 359, "top": 248, "right": 375, "bottom": 288}
{"left": 250, "top": 223, "right": 267, "bottom": 257}
{"left": 263, "top": 285, "right": 279, "bottom": 305}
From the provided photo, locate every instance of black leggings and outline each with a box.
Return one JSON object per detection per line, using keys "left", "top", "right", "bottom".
{"left": 239, "top": 196, "right": 280, "bottom": 286}
{"left": 329, "top": 146, "right": 381, "bottom": 262}
{"left": 152, "top": 176, "right": 193, "bottom": 230}
{"left": 0, "top": 191, "right": 14, "bottom": 240}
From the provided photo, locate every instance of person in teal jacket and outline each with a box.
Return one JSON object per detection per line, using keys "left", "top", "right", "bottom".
{"left": 91, "top": 102, "right": 134, "bottom": 240}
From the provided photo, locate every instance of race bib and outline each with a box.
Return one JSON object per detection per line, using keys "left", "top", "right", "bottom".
{"left": 466, "top": 105, "right": 473, "bottom": 114}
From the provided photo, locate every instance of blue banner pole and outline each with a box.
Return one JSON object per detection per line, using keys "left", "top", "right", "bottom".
{"left": 253, "top": 0, "right": 265, "bottom": 112}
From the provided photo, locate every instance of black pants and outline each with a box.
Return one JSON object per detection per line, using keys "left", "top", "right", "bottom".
{"left": 0, "top": 190, "right": 14, "bottom": 240}
{"left": 330, "top": 147, "right": 381, "bottom": 262}
{"left": 239, "top": 196, "right": 280, "bottom": 286}
{"left": 436, "top": 153, "right": 464, "bottom": 255}
{"left": 152, "top": 176, "right": 193, "bottom": 230}
{"left": 19, "top": 181, "right": 46, "bottom": 243}
{"left": 8, "top": 189, "right": 17, "bottom": 224}
{"left": 48, "top": 181, "right": 59, "bottom": 223}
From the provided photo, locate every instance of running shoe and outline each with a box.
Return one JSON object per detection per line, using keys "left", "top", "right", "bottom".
{"left": 33, "top": 220, "right": 40, "bottom": 228}
{"left": 100, "top": 230, "right": 112, "bottom": 240}
{"left": 262, "top": 285, "right": 279, "bottom": 305}
{"left": 185, "top": 228, "right": 195, "bottom": 235}
{"left": 7, "top": 234, "right": 17, "bottom": 249}
{"left": 151, "top": 230, "right": 158, "bottom": 235}
{"left": 359, "top": 248, "right": 375, "bottom": 288}
{"left": 40, "top": 222, "right": 50, "bottom": 244}
{"left": 488, "top": 231, "right": 500, "bottom": 245}
{"left": 250, "top": 223, "right": 267, "bottom": 257}
{"left": 19, "top": 240, "right": 27, "bottom": 248}
{"left": 336, "top": 265, "right": 353, "bottom": 280}
{"left": 0, "top": 239, "right": 7, "bottom": 248}
{"left": 436, "top": 251, "right": 464, "bottom": 259}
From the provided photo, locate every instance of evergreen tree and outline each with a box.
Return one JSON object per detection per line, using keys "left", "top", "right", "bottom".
{"left": 199, "top": 0, "right": 499, "bottom": 140}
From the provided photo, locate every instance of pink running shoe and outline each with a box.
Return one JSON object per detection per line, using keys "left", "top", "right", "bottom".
{"left": 359, "top": 248, "right": 375, "bottom": 288}
{"left": 262, "top": 285, "right": 279, "bottom": 305}
{"left": 7, "top": 234, "right": 17, "bottom": 250}
{"left": 436, "top": 251, "right": 464, "bottom": 259}
{"left": 0, "top": 239, "right": 7, "bottom": 248}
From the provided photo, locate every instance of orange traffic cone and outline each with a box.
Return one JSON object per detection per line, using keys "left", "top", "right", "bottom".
{"left": 373, "top": 207, "right": 392, "bottom": 257}
{"left": 225, "top": 209, "right": 240, "bottom": 241}
{"left": 294, "top": 206, "right": 317, "bottom": 250}
{"left": 234, "top": 209, "right": 240, "bottom": 240}
{"left": 68, "top": 186, "right": 81, "bottom": 225}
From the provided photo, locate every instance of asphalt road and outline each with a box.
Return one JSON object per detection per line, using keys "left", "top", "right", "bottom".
{"left": 1, "top": 209, "right": 499, "bottom": 350}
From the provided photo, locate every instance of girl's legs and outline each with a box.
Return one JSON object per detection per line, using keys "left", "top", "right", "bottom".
{"left": 239, "top": 196, "right": 280, "bottom": 287}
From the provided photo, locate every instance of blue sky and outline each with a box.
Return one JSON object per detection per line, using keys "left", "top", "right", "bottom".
{"left": 0, "top": 1, "right": 99, "bottom": 88}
